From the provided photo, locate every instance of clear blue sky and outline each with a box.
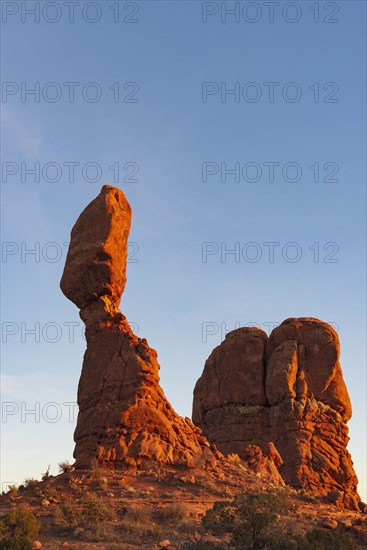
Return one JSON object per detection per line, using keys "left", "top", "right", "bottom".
{"left": 1, "top": 1, "right": 366, "bottom": 499}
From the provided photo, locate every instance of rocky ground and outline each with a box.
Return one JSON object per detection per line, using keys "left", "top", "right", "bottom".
{"left": 1, "top": 460, "right": 366, "bottom": 549}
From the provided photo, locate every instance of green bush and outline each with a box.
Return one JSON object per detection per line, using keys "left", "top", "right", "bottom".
{"left": 201, "top": 491, "right": 357, "bottom": 549}
{"left": 81, "top": 493, "right": 115, "bottom": 525}
{"left": 54, "top": 492, "right": 116, "bottom": 531}
{"left": 182, "top": 542, "right": 224, "bottom": 550}
{"left": 203, "top": 491, "right": 290, "bottom": 549}
{"left": 202, "top": 500, "right": 234, "bottom": 536}
{"left": 0, "top": 506, "right": 40, "bottom": 549}
{"left": 295, "top": 528, "right": 354, "bottom": 550}
{"left": 0, "top": 538, "right": 33, "bottom": 550}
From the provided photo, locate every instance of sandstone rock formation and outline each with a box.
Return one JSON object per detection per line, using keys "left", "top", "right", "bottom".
{"left": 241, "top": 443, "right": 284, "bottom": 485}
{"left": 61, "top": 187, "right": 359, "bottom": 506}
{"left": 61, "top": 185, "right": 219, "bottom": 468}
{"left": 193, "top": 319, "right": 360, "bottom": 509}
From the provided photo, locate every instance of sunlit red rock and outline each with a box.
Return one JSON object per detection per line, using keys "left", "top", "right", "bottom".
{"left": 242, "top": 443, "right": 284, "bottom": 485}
{"left": 61, "top": 185, "right": 218, "bottom": 468}
{"left": 193, "top": 318, "right": 360, "bottom": 509}
{"left": 61, "top": 187, "right": 359, "bottom": 507}
{"left": 61, "top": 185, "right": 131, "bottom": 311}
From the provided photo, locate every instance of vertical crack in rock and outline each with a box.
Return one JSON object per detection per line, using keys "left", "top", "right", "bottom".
{"left": 193, "top": 318, "right": 360, "bottom": 510}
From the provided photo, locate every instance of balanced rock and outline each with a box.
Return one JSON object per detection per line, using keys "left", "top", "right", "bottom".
{"left": 60, "top": 185, "right": 131, "bottom": 311}
{"left": 193, "top": 318, "right": 360, "bottom": 509}
{"left": 61, "top": 186, "right": 218, "bottom": 468}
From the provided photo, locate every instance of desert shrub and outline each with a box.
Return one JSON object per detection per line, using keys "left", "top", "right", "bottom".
{"left": 54, "top": 493, "right": 115, "bottom": 532}
{"left": 89, "top": 457, "right": 103, "bottom": 480}
{"left": 182, "top": 543, "right": 224, "bottom": 550}
{"left": 0, "top": 506, "right": 40, "bottom": 549}
{"left": 146, "top": 459, "right": 165, "bottom": 482}
{"left": 54, "top": 494, "right": 117, "bottom": 542}
{"left": 0, "top": 539, "right": 32, "bottom": 550}
{"left": 178, "top": 518, "right": 199, "bottom": 536}
{"left": 40, "top": 480, "right": 62, "bottom": 503}
{"left": 203, "top": 491, "right": 290, "bottom": 549}
{"left": 201, "top": 490, "right": 357, "bottom": 550}
{"left": 115, "top": 505, "right": 165, "bottom": 544}
{"left": 68, "top": 475, "right": 84, "bottom": 493}
{"left": 202, "top": 500, "right": 233, "bottom": 536}
{"left": 41, "top": 465, "right": 51, "bottom": 481}
{"left": 127, "top": 503, "right": 152, "bottom": 523}
{"left": 181, "top": 534, "right": 225, "bottom": 550}
{"left": 73, "top": 522, "right": 117, "bottom": 542}
{"left": 5, "top": 485, "right": 19, "bottom": 500}
{"left": 23, "top": 479, "right": 38, "bottom": 490}
{"left": 154, "top": 503, "right": 185, "bottom": 524}
{"left": 267, "top": 533, "right": 299, "bottom": 550}
{"left": 58, "top": 460, "right": 72, "bottom": 473}
{"left": 81, "top": 493, "right": 115, "bottom": 525}
{"left": 231, "top": 526, "right": 354, "bottom": 550}
{"left": 146, "top": 523, "right": 164, "bottom": 543}
{"left": 294, "top": 528, "right": 354, "bottom": 550}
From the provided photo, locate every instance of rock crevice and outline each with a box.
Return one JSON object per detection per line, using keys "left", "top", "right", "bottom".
{"left": 193, "top": 319, "right": 360, "bottom": 509}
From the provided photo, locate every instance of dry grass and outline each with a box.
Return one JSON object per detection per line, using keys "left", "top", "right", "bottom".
{"left": 0, "top": 463, "right": 365, "bottom": 549}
